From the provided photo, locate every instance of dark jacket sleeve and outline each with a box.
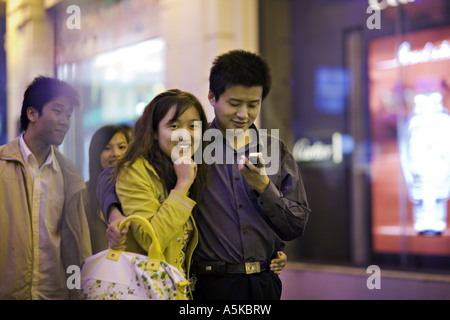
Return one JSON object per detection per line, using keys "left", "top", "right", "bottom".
{"left": 96, "top": 166, "right": 121, "bottom": 220}
{"left": 257, "top": 139, "right": 311, "bottom": 240}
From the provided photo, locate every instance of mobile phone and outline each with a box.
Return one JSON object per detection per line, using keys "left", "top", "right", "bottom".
{"left": 249, "top": 152, "right": 262, "bottom": 166}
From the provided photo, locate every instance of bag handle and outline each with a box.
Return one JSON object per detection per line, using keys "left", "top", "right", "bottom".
{"left": 107, "top": 215, "right": 165, "bottom": 270}
{"left": 106, "top": 215, "right": 189, "bottom": 298}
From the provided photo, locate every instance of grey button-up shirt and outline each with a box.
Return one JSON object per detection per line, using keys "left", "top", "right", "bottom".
{"left": 193, "top": 120, "right": 310, "bottom": 264}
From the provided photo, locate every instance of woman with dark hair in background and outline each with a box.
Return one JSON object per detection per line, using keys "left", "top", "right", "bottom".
{"left": 86, "top": 124, "right": 130, "bottom": 254}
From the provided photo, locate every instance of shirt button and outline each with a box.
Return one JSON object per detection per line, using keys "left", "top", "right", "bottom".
{"left": 177, "top": 237, "right": 181, "bottom": 242}
{"left": 175, "top": 259, "right": 178, "bottom": 263}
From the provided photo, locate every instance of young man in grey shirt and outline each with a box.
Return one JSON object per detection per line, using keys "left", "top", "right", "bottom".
{"left": 98, "top": 50, "right": 310, "bottom": 300}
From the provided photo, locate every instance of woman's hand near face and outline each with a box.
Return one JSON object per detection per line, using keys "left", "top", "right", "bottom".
{"left": 173, "top": 156, "right": 198, "bottom": 195}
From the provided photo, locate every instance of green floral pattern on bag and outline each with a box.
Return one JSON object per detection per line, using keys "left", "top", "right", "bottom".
{"left": 129, "top": 256, "right": 179, "bottom": 299}
{"left": 81, "top": 280, "right": 129, "bottom": 300}
{"left": 81, "top": 255, "right": 186, "bottom": 300}
{"left": 80, "top": 215, "right": 190, "bottom": 300}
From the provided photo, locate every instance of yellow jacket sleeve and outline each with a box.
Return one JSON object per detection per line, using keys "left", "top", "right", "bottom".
{"left": 116, "top": 157, "right": 196, "bottom": 254}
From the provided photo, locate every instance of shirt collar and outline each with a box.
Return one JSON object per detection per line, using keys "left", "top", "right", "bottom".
{"left": 209, "top": 119, "right": 263, "bottom": 153}
{"left": 19, "top": 134, "right": 58, "bottom": 171}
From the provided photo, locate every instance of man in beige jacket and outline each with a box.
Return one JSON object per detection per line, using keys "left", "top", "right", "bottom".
{"left": 0, "top": 76, "right": 91, "bottom": 299}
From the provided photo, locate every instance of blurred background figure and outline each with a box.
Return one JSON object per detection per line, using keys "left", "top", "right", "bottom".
{"left": 86, "top": 124, "right": 130, "bottom": 254}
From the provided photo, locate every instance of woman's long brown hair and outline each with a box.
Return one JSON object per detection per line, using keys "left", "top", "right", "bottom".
{"left": 115, "top": 89, "right": 209, "bottom": 203}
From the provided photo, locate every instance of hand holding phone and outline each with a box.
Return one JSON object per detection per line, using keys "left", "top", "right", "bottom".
{"left": 249, "top": 152, "right": 263, "bottom": 167}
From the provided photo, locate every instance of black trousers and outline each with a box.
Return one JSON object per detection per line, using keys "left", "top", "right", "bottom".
{"left": 192, "top": 271, "right": 282, "bottom": 300}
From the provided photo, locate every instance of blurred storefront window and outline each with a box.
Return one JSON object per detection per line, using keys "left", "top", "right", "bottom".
{"left": 261, "top": 0, "right": 450, "bottom": 273}
{"left": 51, "top": 0, "right": 164, "bottom": 181}
{"left": 57, "top": 38, "right": 165, "bottom": 180}
{"left": 369, "top": 25, "right": 450, "bottom": 264}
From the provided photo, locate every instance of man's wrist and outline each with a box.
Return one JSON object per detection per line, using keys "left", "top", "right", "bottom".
{"left": 107, "top": 205, "right": 124, "bottom": 224}
{"left": 254, "top": 178, "right": 270, "bottom": 195}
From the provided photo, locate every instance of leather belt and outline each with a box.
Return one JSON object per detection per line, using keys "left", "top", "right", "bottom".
{"left": 194, "top": 260, "right": 270, "bottom": 276}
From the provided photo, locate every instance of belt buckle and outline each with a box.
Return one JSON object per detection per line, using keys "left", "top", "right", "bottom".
{"left": 245, "top": 262, "right": 261, "bottom": 274}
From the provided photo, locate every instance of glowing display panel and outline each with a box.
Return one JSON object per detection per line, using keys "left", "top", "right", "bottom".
{"left": 369, "top": 26, "right": 450, "bottom": 256}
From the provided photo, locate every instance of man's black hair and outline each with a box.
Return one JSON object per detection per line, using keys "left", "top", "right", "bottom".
{"left": 209, "top": 50, "right": 272, "bottom": 101}
{"left": 19, "top": 76, "right": 80, "bottom": 132}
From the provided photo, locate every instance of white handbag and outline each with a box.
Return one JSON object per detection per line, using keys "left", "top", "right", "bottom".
{"left": 80, "top": 215, "right": 189, "bottom": 300}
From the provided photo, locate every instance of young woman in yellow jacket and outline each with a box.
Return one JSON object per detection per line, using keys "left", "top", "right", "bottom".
{"left": 112, "top": 89, "right": 209, "bottom": 284}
